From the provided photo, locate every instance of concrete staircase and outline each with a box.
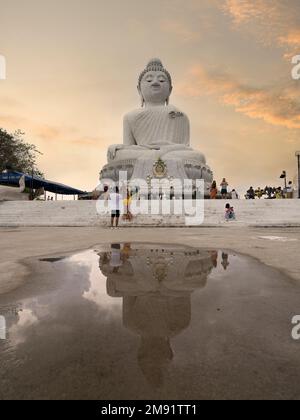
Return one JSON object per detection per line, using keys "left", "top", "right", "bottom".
{"left": 0, "top": 199, "right": 299, "bottom": 227}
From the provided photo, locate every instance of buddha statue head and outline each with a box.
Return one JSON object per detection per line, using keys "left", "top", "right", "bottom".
{"left": 138, "top": 58, "right": 173, "bottom": 107}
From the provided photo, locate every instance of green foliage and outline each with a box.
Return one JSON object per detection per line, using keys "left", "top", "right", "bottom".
{"left": 0, "top": 128, "right": 43, "bottom": 177}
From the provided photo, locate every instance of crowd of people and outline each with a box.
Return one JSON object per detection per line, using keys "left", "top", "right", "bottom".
{"left": 210, "top": 179, "right": 295, "bottom": 200}
{"left": 245, "top": 183, "right": 294, "bottom": 199}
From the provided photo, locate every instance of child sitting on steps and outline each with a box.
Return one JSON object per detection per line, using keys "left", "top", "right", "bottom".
{"left": 225, "top": 203, "right": 236, "bottom": 221}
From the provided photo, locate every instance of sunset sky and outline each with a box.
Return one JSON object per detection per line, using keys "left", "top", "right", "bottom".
{"left": 0, "top": 0, "right": 300, "bottom": 193}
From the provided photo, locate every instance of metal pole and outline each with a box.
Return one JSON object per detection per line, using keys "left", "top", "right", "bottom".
{"left": 295, "top": 152, "right": 300, "bottom": 199}
{"left": 31, "top": 168, "right": 34, "bottom": 200}
{"left": 284, "top": 174, "right": 287, "bottom": 190}
{"left": 297, "top": 154, "right": 300, "bottom": 199}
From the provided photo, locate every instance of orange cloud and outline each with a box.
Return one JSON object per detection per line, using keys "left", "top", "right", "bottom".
{"left": 179, "top": 65, "right": 300, "bottom": 129}
{"left": 0, "top": 110, "right": 101, "bottom": 147}
{"left": 279, "top": 29, "right": 300, "bottom": 47}
{"left": 160, "top": 19, "right": 200, "bottom": 42}
{"left": 221, "top": 0, "right": 300, "bottom": 56}
{"left": 222, "top": 0, "right": 280, "bottom": 24}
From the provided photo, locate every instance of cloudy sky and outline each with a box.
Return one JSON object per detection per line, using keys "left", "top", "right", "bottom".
{"left": 0, "top": 0, "right": 300, "bottom": 193}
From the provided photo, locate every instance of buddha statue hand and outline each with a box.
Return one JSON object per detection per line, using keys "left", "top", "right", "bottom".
{"left": 108, "top": 143, "right": 156, "bottom": 162}
{"left": 107, "top": 144, "right": 124, "bottom": 161}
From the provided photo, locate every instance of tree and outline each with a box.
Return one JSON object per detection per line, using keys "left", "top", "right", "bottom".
{"left": 0, "top": 128, "right": 43, "bottom": 177}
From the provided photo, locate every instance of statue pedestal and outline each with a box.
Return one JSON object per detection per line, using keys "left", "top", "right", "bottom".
{"left": 100, "top": 156, "right": 213, "bottom": 197}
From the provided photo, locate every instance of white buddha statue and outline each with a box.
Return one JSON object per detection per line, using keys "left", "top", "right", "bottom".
{"left": 101, "top": 58, "right": 212, "bottom": 186}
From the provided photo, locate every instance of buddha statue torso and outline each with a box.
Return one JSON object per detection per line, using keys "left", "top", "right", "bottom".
{"left": 124, "top": 105, "right": 190, "bottom": 148}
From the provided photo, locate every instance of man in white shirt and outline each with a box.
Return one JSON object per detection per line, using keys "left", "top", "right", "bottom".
{"left": 109, "top": 186, "right": 123, "bottom": 228}
{"left": 286, "top": 181, "right": 294, "bottom": 199}
{"left": 231, "top": 189, "right": 239, "bottom": 199}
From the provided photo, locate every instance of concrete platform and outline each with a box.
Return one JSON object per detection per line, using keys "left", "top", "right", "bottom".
{"left": 0, "top": 225, "right": 300, "bottom": 400}
{"left": 0, "top": 199, "right": 299, "bottom": 227}
{"left": 0, "top": 185, "right": 28, "bottom": 201}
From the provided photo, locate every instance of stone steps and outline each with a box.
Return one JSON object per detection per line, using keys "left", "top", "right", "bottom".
{"left": 0, "top": 200, "right": 299, "bottom": 227}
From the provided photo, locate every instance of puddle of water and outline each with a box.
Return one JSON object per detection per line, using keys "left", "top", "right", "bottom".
{"left": 0, "top": 243, "right": 300, "bottom": 400}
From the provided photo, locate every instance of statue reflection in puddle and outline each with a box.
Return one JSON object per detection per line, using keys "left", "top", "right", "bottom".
{"left": 99, "top": 244, "right": 217, "bottom": 387}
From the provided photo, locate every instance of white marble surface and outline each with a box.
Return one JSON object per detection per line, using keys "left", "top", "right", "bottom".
{"left": 0, "top": 185, "right": 29, "bottom": 201}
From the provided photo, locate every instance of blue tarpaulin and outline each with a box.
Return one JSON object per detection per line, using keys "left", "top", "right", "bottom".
{"left": 0, "top": 171, "right": 86, "bottom": 195}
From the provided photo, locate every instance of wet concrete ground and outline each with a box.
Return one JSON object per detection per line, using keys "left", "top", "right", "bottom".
{"left": 0, "top": 242, "right": 300, "bottom": 400}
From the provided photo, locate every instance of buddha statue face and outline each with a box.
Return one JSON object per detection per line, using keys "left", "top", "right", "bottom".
{"left": 137, "top": 59, "right": 173, "bottom": 107}
{"left": 139, "top": 71, "right": 172, "bottom": 106}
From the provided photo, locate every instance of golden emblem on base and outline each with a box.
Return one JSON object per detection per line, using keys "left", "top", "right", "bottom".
{"left": 153, "top": 158, "right": 168, "bottom": 178}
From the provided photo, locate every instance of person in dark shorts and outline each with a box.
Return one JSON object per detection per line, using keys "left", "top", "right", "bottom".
{"left": 220, "top": 178, "right": 229, "bottom": 199}
{"left": 109, "top": 186, "right": 122, "bottom": 228}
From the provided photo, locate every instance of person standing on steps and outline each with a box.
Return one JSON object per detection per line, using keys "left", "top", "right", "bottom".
{"left": 100, "top": 185, "right": 110, "bottom": 214}
{"left": 231, "top": 189, "right": 239, "bottom": 199}
{"left": 220, "top": 178, "right": 229, "bottom": 199}
{"left": 210, "top": 180, "right": 218, "bottom": 199}
{"left": 109, "top": 186, "right": 122, "bottom": 229}
{"left": 123, "top": 189, "right": 133, "bottom": 222}
{"left": 286, "top": 181, "right": 294, "bottom": 199}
